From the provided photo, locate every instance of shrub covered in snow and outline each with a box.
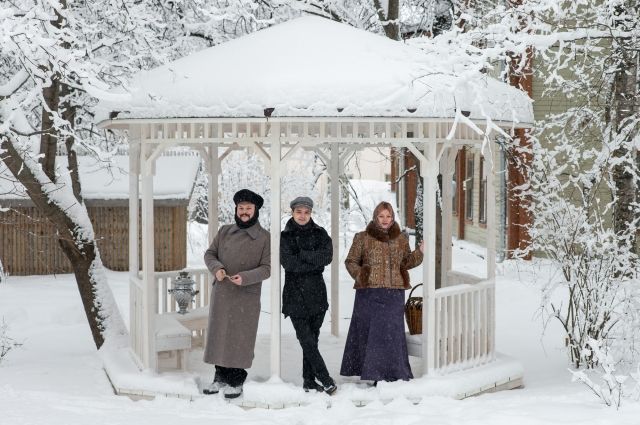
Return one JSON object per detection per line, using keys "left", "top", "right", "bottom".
{"left": 0, "top": 320, "right": 21, "bottom": 365}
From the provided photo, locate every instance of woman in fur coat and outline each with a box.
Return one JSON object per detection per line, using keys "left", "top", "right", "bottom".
{"left": 340, "top": 201, "right": 424, "bottom": 383}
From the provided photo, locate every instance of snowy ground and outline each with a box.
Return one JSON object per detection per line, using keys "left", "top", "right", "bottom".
{"left": 2, "top": 235, "right": 640, "bottom": 424}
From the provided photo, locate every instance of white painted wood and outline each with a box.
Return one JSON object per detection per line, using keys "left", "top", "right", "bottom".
{"left": 422, "top": 140, "right": 438, "bottom": 375}
{"left": 154, "top": 268, "right": 209, "bottom": 314}
{"left": 330, "top": 144, "right": 340, "bottom": 337}
{"left": 116, "top": 114, "right": 511, "bottom": 379}
{"left": 141, "top": 144, "right": 157, "bottom": 371}
{"left": 208, "top": 147, "right": 220, "bottom": 245}
{"left": 490, "top": 283, "right": 496, "bottom": 360}
{"left": 429, "top": 280, "right": 495, "bottom": 370}
{"left": 269, "top": 123, "right": 282, "bottom": 377}
{"left": 442, "top": 147, "right": 458, "bottom": 286}
{"left": 484, "top": 144, "right": 496, "bottom": 361}
{"left": 455, "top": 293, "right": 461, "bottom": 363}
{"left": 484, "top": 145, "right": 496, "bottom": 280}
{"left": 462, "top": 291, "right": 468, "bottom": 363}
{"left": 281, "top": 142, "right": 301, "bottom": 162}
{"left": 253, "top": 141, "right": 271, "bottom": 163}
{"left": 128, "top": 139, "right": 141, "bottom": 366}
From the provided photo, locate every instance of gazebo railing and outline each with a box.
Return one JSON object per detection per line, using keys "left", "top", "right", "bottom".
{"left": 433, "top": 279, "right": 495, "bottom": 372}
{"left": 154, "top": 268, "right": 211, "bottom": 314}
{"left": 142, "top": 268, "right": 494, "bottom": 374}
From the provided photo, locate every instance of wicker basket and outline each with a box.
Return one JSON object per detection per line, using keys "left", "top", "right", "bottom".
{"left": 405, "top": 283, "right": 423, "bottom": 335}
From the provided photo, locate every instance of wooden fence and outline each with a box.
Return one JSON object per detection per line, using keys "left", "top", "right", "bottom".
{"left": 0, "top": 204, "right": 187, "bottom": 275}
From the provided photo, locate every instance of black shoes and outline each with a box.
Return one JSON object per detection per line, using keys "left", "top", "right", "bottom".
{"left": 203, "top": 381, "right": 242, "bottom": 399}
{"left": 203, "top": 381, "right": 226, "bottom": 395}
{"left": 303, "top": 379, "right": 337, "bottom": 395}
{"left": 303, "top": 380, "right": 324, "bottom": 393}
{"left": 322, "top": 381, "right": 337, "bottom": 395}
{"left": 223, "top": 385, "right": 243, "bottom": 399}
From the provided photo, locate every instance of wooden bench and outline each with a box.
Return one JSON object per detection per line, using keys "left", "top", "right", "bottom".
{"left": 155, "top": 314, "right": 192, "bottom": 371}
{"left": 164, "top": 306, "right": 209, "bottom": 347}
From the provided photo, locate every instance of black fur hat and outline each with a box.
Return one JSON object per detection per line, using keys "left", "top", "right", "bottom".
{"left": 233, "top": 189, "right": 264, "bottom": 209}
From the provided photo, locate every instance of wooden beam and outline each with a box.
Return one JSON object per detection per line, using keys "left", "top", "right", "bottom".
{"left": 330, "top": 144, "right": 340, "bottom": 337}
{"left": 269, "top": 123, "right": 282, "bottom": 377}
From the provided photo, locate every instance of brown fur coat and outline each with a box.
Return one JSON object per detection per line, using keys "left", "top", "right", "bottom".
{"left": 345, "top": 222, "right": 423, "bottom": 290}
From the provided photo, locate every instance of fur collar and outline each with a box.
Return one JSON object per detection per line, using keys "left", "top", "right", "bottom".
{"left": 366, "top": 221, "right": 401, "bottom": 242}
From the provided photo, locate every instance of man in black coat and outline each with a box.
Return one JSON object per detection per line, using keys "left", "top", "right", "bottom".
{"left": 281, "top": 196, "right": 337, "bottom": 395}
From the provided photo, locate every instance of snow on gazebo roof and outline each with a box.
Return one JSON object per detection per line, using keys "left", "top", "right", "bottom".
{"left": 97, "top": 16, "right": 533, "bottom": 126}
{"left": 0, "top": 155, "right": 199, "bottom": 202}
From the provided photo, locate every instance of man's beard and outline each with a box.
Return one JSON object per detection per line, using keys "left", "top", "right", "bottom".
{"left": 235, "top": 209, "right": 259, "bottom": 228}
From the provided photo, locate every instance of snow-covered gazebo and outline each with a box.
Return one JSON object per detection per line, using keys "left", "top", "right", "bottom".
{"left": 98, "top": 16, "right": 533, "bottom": 399}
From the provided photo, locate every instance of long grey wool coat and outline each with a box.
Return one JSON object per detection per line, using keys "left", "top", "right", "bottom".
{"left": 203, "top": 222, "right": 271, "bottom": 369}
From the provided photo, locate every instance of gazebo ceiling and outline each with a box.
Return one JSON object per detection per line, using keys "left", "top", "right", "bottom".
{"left": 97, "top": 16, "right": 533, "bottom": 127}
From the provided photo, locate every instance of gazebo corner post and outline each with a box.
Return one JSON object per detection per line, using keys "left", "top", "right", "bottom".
{"left": 330, "top": 143, "right": 340, "bottom": 337}
{"left": 484, "top": 142, "right": 497, "bottom": 360}
{"left": 207, "top": 146, "right": 221, "bottom": 245}
{"left": 128, "top": 136, "right": 141, "bottom": 364}
{"left": 140, "top": 142, "right": 157, "bottom": 371}
{"left": 440, "top": 147, "right": 457, "bottom": 286}
{"left": 485, "top": 145, "right": 497, "bottom": 282}
{"left": 269, "top": 124, "right": 282, "bottom": 378}
{"left": 422, "top": 141, "right": 438, "bottom": 376}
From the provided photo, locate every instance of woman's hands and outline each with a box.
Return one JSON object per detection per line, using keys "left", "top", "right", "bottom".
{"left": 419, "top": 240, "right": 425, "bottom": 253}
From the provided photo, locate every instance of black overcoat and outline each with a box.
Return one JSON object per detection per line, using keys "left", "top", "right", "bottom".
{"left": 280, "top": 218, "right": 332, "bottom": 318}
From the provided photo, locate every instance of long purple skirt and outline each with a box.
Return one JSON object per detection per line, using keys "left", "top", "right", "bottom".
{"left": 340, "top": 288, "right": 413, "bottom": 381}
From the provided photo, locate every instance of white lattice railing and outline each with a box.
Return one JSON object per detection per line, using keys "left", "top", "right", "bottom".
{"left": 154, "top": 268, "right": 211, "bottom": 314}
{"left": 433, "top": 279, "right": 495, "bottom": 372}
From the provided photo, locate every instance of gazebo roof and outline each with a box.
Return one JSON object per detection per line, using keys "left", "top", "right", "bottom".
{"left": 97, "top": 16, "right": 533, "bottom": 126}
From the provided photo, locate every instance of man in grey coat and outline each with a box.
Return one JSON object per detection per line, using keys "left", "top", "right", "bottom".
{"left": 202, "top": 189, "right": 270, "bottom": 399}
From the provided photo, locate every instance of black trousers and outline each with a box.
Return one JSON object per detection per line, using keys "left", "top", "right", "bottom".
{"left": 214, "top": 365, "right": 247, "bottom": 387}
{"left": 290, "top": 311, "right": 332, "bottom": 386}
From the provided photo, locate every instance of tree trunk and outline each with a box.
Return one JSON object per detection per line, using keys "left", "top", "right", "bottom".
{"left": 61, "top": 82, "right": 83, "bottom": 203}
{"left": 374, "top": 0, "right": 400, "bottom": 40}
{"left": 0, "top": 133, "right": 108, "bottom": 348}
{"left": 40, "top": 76, "right": 59, "bottom": 182}
{"left": 38, "top": 4, "right": 67, "bottom": 182}
{"left": 58, "top": 239, "right": 104, "bottom": 348}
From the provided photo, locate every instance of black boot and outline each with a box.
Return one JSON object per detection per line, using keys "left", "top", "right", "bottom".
{"left": 321, "top": 378, "right": 337, "bottom": 395}
{"left": 303, "top": 380, "right": 324, "bottom": 393}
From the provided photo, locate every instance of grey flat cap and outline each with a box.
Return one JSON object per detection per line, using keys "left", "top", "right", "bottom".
{"left": 290, "top": 196, "right": 313, "bottom": 210}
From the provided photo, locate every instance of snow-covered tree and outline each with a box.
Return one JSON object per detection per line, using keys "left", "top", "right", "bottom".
{"left": 0, "top": 0, "right": 306, "bottom": 349}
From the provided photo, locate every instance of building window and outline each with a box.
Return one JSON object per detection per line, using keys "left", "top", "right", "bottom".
{"left": 479, "top": 157, "right": 487, "bottom": 224}
{"left": 465, "top": 155, "right": 474, "bottom": 221}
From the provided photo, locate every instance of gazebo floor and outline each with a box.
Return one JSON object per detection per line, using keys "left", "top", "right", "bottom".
{"left": 102, "top": 333, "right": 524, "bottom": 406}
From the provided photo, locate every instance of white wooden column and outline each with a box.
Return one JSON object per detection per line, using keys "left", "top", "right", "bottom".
{"left": 128, "top": 139, "right": 140, "bottom": 361}
{"left": 207, "top": 146, "right": 221, "bottom": 245}
{"left": 129, "top": 141, "right": 140, "bottom": 277}
{"left": 140, "top": 143, "right": 157, "bottom": 371}
{"left": 485, "top": 145, "right": 496, "bottom": 280}
{"left": 329, "top": 144, "right": 340, "bottom": 337}
{"left": 422, "top": 139, "right": 438, "bottom": 375}
{"left": 484, "top": 142, "right": 497, "bottom": 361}
{"left": 440, "top": 147, "right": 458, "bottom": 286}
{"left": 269, "top": 125, "right": 282, "bottom": 377}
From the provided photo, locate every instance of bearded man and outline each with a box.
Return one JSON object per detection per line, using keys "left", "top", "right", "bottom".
{"left": 202, "top": 189, "right": 270, "bottom": 399}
